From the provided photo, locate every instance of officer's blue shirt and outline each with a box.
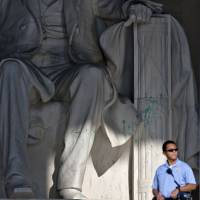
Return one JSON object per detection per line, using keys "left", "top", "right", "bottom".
{"left": 152, "top": 159, "right": 196, "bottom": 198}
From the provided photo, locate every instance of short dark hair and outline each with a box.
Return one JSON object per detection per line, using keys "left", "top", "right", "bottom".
{"left": 162, "top": 140, "right": 177, "bottom": 152}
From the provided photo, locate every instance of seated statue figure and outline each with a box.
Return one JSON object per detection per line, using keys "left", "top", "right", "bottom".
{"left": 0, "top": 0, "right": 162, "bottom": 199}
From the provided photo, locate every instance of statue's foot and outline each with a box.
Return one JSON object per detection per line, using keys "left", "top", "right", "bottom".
{"left": 5, "top": 175, "right": 34, "bottom": 198}
{"left": 59, "top": 188, "right": 88, "bottom": 200}
{"left": 6, "top": 186, "right": 34, "bottom": 199}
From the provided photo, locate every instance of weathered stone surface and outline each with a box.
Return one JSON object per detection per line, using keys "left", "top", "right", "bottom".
{"left": 26, "top": 102, "right": 131, "bottom": 199}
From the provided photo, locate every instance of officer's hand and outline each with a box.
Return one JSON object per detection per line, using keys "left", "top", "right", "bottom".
{"left": 170, "top": 188, "right": 179, "bottom": 199}
{"left": 156, "top": 192, "right": 164, "bottom": 200}
{"left": 125, "top": 4, "right": 152, "bottom": 26}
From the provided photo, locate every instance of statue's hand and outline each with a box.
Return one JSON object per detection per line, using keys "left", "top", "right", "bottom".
{"left": 125, "top": 4, "right": 152, "bottom": 26}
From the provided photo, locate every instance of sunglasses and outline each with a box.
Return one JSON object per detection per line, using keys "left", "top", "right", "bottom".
{"left": 166, "top": 148, "right": 178, "bottom": 152}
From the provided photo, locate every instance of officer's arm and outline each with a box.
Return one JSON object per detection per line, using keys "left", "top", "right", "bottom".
{"left": 170, "top": 183, "right": 197, "bottom": 199}
{"left": 181, "top": 164, "right": 198, "bottom": 192}
{"left": 179, "top": 183, "right": 197, "bottom": 192}
{"left": 152, "top": 189, "right": 164, "bottom": 200}
{"left": 152, "top": 171, "right": 164, "bottom": 200}
{"left": 152, "top": 188, "right": 159, "bottom": 196}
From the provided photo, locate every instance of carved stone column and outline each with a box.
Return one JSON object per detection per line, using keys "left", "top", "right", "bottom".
{"left": 133, "top": 16, "right": 173, "bottom": 200}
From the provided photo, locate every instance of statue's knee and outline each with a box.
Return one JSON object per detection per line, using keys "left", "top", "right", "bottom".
{"left": 0, "top": 60, "right": 24, "bottom": 79}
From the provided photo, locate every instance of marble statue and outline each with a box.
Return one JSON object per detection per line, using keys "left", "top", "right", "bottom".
{"left": 1, "top": 0, "right": 199, "bottom": 199}
{"left": 0, "top": 0, "right": 163, "bottom": 199}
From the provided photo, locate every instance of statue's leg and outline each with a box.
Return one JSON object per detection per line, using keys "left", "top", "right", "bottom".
{"left": 0, "top": 60, "right": 52, "bottom": 198}
{"left": 56, "top": 65, "right": 106, "bottom": 199}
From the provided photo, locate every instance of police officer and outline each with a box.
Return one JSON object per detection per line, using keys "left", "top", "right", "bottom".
{"left": 152, "top": 140, "right": 197, "bottom": 200}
